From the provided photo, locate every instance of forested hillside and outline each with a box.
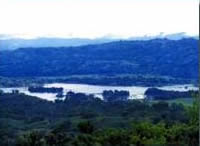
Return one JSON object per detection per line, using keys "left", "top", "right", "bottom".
{"left": 0, "top": 38, "right": 198, "bottom": 80}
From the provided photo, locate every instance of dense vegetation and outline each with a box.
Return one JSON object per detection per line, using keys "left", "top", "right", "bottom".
{"left": 145, "top": 88, "right": 198, "bottom": 100}
{"left": 0, "top": 39, "right": 198, "bottom": 82}
{"left": 0, "top": 91, "right": 198, "bottom": 146}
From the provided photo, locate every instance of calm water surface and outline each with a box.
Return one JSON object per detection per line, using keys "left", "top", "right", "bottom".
{"left": 1, "top": 83, "right": 198, "bottom": 101}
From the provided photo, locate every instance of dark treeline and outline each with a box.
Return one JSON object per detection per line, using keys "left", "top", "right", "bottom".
{"left": 103, "top": 90, "right": 129, "bottom": 102}
{"left": 145, "top": 88, "right": 197, "bottom": 100}
{"left": 28, "top": 86, "right": 63, "bottom": 93}
{"left": 0, "top": 91, "right": 198, "bottom": 146}
{"left": 64, "top": 90, "right": 130, "bottom": 103}
{"left": 0, "top": 75, "right": 196, "bottom": 88}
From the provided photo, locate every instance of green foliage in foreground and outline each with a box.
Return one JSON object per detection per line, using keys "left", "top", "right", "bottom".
{"left": 0, "top": 93, "right": 199, "bottom": 146}
{"left": 15, "top": 121, "right": 198, "bottom": 146}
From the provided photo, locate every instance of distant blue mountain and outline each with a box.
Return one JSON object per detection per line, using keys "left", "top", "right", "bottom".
{"left": 0, "top": 33, "right": 198, "bottom": 51}
{"left": 0, "top": 37, "right": 115, "bottom": 51}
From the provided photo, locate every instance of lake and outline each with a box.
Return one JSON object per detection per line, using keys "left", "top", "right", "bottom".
{"left": 0, "top": 83, "right": 198, "bottom": 101}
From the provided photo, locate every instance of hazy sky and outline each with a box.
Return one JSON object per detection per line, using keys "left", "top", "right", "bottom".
{"left": 0, "top": 0, "right": 198, "bottom": 38}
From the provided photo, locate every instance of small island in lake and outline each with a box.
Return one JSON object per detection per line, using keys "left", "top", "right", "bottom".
{"left": 28, "top": 86, "right": 63, "bottom": 93}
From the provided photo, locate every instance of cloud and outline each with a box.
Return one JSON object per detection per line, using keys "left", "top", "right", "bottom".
{"left": 0, "top": 0, "right": 198, "bottom": 38}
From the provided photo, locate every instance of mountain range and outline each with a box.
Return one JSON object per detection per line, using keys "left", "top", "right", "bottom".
{"left": 0, "top": 33, "right": 198, "bottom": 51}
{"left": 0, "top": 38, "right": 198, "bottom": 81}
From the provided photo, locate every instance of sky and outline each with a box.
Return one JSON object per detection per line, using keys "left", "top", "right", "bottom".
{"left": 0, "top": 0, "right": 199, "bottom": 39}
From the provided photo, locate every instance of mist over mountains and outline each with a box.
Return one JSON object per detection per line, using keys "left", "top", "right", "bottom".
{"left": 0, "top": 37, "right": 113, "bottom": 51}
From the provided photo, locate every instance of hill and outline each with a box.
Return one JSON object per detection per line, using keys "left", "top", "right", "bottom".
{"left": 0, "top": 38, "right": 198, "bottom": 81}
{"left": 0, "top": 33, "right": 197, "bottom": 51}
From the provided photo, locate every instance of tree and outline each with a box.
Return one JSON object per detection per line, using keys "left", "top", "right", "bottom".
{"left": 0, "top": 90, "right": 3, "bottom": 95}
{"left": 186, "top": 94, "right": 199, "bottom": 125}
{"left": 77, "top": 121, "right": 94, "bottom": 134}
{"left": 102, "top": 90, "right": 129, "bottom": 102}
{"left": 130, "top": 122, "right": 166, "bottom": 145}
{"left": 16, "top": 131, "right": 45, "bottom": 146}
